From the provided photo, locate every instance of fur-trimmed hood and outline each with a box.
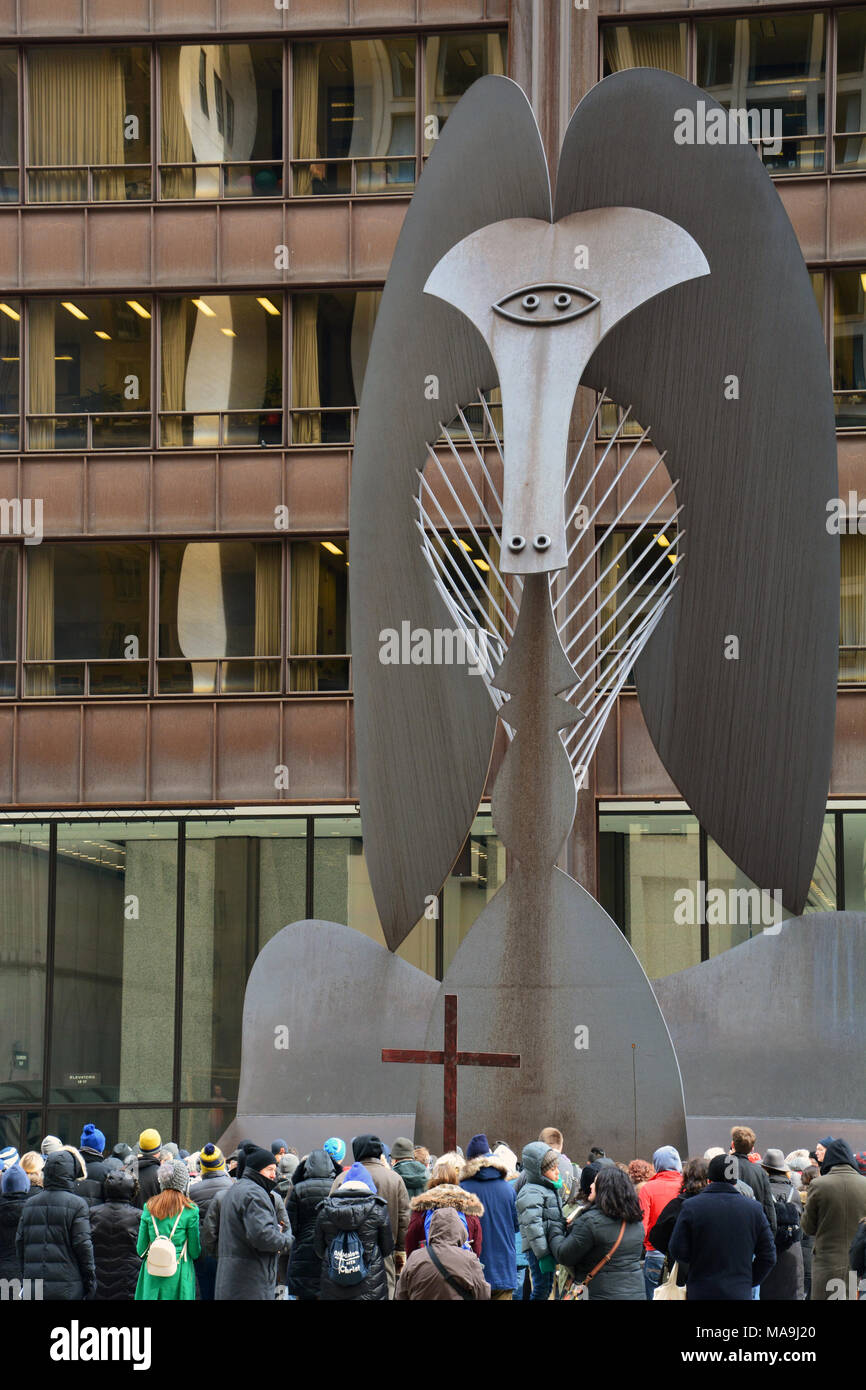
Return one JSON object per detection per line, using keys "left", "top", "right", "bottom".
{"left": 410, "top": 1182, "right": 484, "bottom": 1216}
{"left": 460, "top": 1154, "right": 511, "bottom": 1182}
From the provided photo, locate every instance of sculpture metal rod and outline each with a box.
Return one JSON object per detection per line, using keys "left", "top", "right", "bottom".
{"left": 415, "top": 474, "right": 515, "bottom": 636}
{"left": 567, "top": 576, "right": 679, "bottom": 727}
{"left": 555, "top": 435, "right": 661, "bottom": 610}
{"left": 563, "top": 400, "right": 630, "bottom": 532}
{"left": 422, "top": 448, "right": 520, "bottom": 620}
{"left": 563, "top": 390, "right": 609, "bottom": 499}
{"left": 563, "top": 557, "right": 682, "bottom": 706}
{"left": 440, "top": 421, "right": 514, "bottom": 573}
{"left": 417, "top": 535, "right": 509, "bottom": 700}
{"left": 557, "top": 498, "right": 683, "bottom": 642}
{"left": 564, "top": 536, "right": 685, "bottom": 663}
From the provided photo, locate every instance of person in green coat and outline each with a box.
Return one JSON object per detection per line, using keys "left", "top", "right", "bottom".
{"left": 135, "top": 1159, "right": 201, "bottom": 1301}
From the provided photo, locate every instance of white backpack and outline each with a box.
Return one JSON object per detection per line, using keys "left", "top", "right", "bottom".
{"left": 146, "top": 1211, "right": 186, "bottom": 1277}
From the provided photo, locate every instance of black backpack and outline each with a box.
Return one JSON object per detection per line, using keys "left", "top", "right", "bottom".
{"left": 326, "top": 1229, "right": 368, "bottom": 1286}
{"left": 773, "top": 1186, "right": 801, "bottom": 1251}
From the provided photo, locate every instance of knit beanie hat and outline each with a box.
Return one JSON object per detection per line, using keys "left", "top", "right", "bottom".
{"left": 200, "top": 1143, "right": 226, "bottom": 1174}
{"left": 41, "top": 1135, "right": 63, "bottom": 1157}
{"left": 653, "top": 1145, "right": 683, "bottom": 1173}
{"left": 391, "top": 1137, "right": 415, "bottom": 1162}
{"left": 1, "top": 1163, "right": 29, "bottom": 1194}
{"left": 324, "top": 1137, "right": 346, "bottom": 1164}
{"left": 342, "top": 1161, "right": 377, "bottom": 1192}
{"left": 158, "top": 1159, "right": 189, "bottom": 1193}
{"left": 244, "top": 1147, "right": 276, "bottom": 1174}
{"left": 466, "top": 1134, "right": 491, "bottom": 1161}
{"left": 138, "top": 1129, "right": 161, "bottom": 1154}
{"left": 0, "top": 1146, "right": 19, "bottom": 1170}
{"left": 161, "top": 1141, "right": 179, "bottom": 1160}
{"left": 270, "top": 1139, "right": 288, "bottom": 1155}
{"left": 79, "top": 1124, "right": 105, "bottom": 1155}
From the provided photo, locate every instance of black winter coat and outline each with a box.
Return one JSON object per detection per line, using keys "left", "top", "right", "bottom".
{"left": 849, "top": 1219, "right": 866, "bottom": 1278}
{"left": 213, "top": 1171, "right": 293, "bottom": 1301}
{"left": 0, "top": 1191, "right": 30, "bottom": 1279}
{"left": 190, "top": 1171, "right": 232, "bottom": 1223}
{"left": 78, "top": 1147, "right": 111, "bottom": 1207}
{"left": 733, "top": 1155, "right": 777, "bottom": 1235}
{"left": 89, "top": 1178, "right": 140, "bottom": 1301}
{"left": 133, "top": 1154, "right": 162, "bottom": 1209}
{"left": 669, "top": 1182, "right": 776, "bottom": 1301}
{"left": 315, "top": 1189, "right": 394, "bottom": 1301}
{"left": 649, "top": 1193, "right": 690, "bottom": 1286}
{"left": 287, "top": 1149, "right": 342, "bottom": 1300}
{"left": 16, "top": 1151, "right": 96, "bottom": 1300}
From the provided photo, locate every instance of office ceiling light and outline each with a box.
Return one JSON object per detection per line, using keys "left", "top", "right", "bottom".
{"left": 451, "top": 536, "right": 472, "bottom": 552}
{"left": 256, "top": 297, "right": 280, "bottom": 316}
{"left": 62, "top": 301, "right": 88, "bottom": 320}
{"left": 321, "top": 541, "right": 344, "bottom": 555}
{"left": 474, "top": 558, "right": 490, "bottom": 572}
{"left": 0, "top": 303, "right": 19, "bottom": 321}
{"left": 861, "top": 273, "right": 866, "bottom": 294}
{"left": 0, "top": 355, "right": 17, "bottom": 361}
{"left": 655, "top": 533, "right": 670, "bottom": 547}
{"left": 192, "top": 298, "right": 216, "bottom": 317}
{"left": 220, "top": 327, "right": 237, "bottom": 337}
{"left": 126, "top": 300, "right": 151, "bottom": 319}
{"left": 459, "top": 48, "right": 478, "bottom": 67}
{"left": 54, "top": 355, "right": 73, "bottom": 361}
{"left": 94, "top": 331, "right": 111, "bottom": 340}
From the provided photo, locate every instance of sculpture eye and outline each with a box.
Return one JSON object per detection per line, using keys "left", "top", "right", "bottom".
{"left": 493, "top": 283, "right": 599, "bottom": 325}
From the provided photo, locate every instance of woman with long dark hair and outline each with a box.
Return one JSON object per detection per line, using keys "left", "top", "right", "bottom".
{"left": 550, "top": 1165, "right": 645, "bottom": 1300}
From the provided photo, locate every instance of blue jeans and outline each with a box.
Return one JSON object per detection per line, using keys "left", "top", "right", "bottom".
{"left": 527, "top": 1250, "right": 554, "bottom": 1301}
{"left": 644, "top": 1250, "right": 666, "bottom": 1300}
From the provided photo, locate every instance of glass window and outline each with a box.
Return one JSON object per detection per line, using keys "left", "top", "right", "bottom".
{"left": 0, "top": 50, "right": 18, "bottom": 202}
{"left": 182, "top": 818, "right": 308, "bottom": 1103}
{"left": 290, "top": 290, "right": 380, "bottom": 444}
{"left": 424, "top": 31, "right": 507, "bottom": 155}
{"left": 0, "top": 544, "right": 16, "bottom": 695}
{"left": 313, "top": 815, "right": 436, "bottom": 974}
{"left": 840, "top": 534, "right": 866, "bottom": 680}
{"left": 835, "top": 7, "right": 866, "bottom": 170}
{"left": 25, "top": 543, "right": 149, "bottom": 697}
{"left": 598, "top": 811, "right": 701, "bottom": 978}
{"left": 293, "top": 37, "right": 416, "bottom": 194}
{"left": 28, "top": 297, "right": 151, "bottom": 451}
{"left": 0, "top": 298, "right": 20, "bottom": 450}
{"left": 158, "top": 540, "right": 281, "bottom": 695}
{"left": 602, "top": 23, "right": 687, "bottom": 78}
{"left": 160, "top": 293, "right": 282, "bottom": 448}
{"left": 843, "top": 811, "right": 866, "bottom": 910}
{"left": 46, "top": 1108, "right": 173, "bottom": 1155}
{"left": 50, "top": 822, "right": 177, "bottom": 1105}
{"left": 833, "top": 269, "right": 866, "bottom": 428}
{"left": 0, "top": 824, "right": 49, "bottom": 1105}
{"left": 442, "top": 810, "right": 505, "bottom": 973}
{"left": 697, "top": 13, "right": 826, "bottom": 172}
{"left": 290, "top": 539, "right": 349, "bottom": 692}
{"left": 161, "top": 42, "right": 283, "bottom": 199}
{"left": 26, "top": 45, "right": 151, "bottom": 202}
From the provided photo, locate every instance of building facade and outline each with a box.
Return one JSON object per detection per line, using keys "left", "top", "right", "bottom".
{"left": 0, "top": 0, "right": 863, "bottom": 1154}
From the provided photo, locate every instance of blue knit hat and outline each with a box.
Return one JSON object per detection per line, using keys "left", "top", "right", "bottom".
{"left": 1, "top": 1163, "right": 29, "bottom": 1194}
{"left": 324, "top": 1137, "right": 346, "bottom": 1164}
{"left": 80, "top": 1124, "right": 105, "bottom": 1155}
{"left": 270, "top": 1139, "right": 289, "bottom": 1155}
{"left": 653, "top": 1145, "right": 683, "bottom": 1173}
{"left": 466, "top": 1134, "right": 491, "bottom": 1160}
{"left": 342, "top": 1161, "right": 376, "bottom": 1192}
{"left": 0, "top": 1146, "right": 19, "bottom": 1171}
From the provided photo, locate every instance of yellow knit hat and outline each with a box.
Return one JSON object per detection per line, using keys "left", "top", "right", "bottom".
{"left": 138, "top": 1128, "right": 161, "bottom": 1154}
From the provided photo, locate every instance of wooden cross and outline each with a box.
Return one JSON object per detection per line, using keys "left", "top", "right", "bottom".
{"left": 382, "top": 993, "right": 520, "bottom": 1153}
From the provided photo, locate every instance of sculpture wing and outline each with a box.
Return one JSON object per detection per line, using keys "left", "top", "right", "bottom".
{"left": 350, "top": 77, "right": 552, "bottom": 950}
{"left": 554, "top": 70, "right": 838, "bottom": 913}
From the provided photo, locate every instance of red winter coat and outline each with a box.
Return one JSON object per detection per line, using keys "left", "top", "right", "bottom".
{"left": 639, "top": 1169, "right": 683, "bottom": 1251}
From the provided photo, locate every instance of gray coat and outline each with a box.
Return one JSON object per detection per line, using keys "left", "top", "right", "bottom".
{"left": 550, "top": 1207, "right": 645, "bottom": 1300}
{"left": 802, "top": 1162, "right": 866, "bottom": 1300}
{"left": 213, "top": 1173, "right": 293, "bottom": 1301}
{"left": 760, "top": 1172, "right": 804, "bottom": 1302}
{"left": 515, "top": 1142, "right": 565, "bottom": 1260}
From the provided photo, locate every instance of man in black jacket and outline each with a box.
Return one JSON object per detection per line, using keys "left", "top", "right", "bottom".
{"left": 15, "top": 1149, "right": 96, "bottom": 1300}
{"left": 191, "top": 1143, "right": 233, "bottom": 1300}
{"left": 669, "top": 1154, "right": 776, "bottom": 1300}
{"left": 132, "top": 1128, "right": 163, "bottom": 1210}
{"left": 730, "top": 1125, "right": 777, "bottom": 1237}
{"left": 77, "top": 1124, "right": 111, "bottom": 1207}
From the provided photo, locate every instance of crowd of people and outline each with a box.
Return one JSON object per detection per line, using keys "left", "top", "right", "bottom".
{"left": 1, "top": 1120, "right": 865, "bottom": 1301}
